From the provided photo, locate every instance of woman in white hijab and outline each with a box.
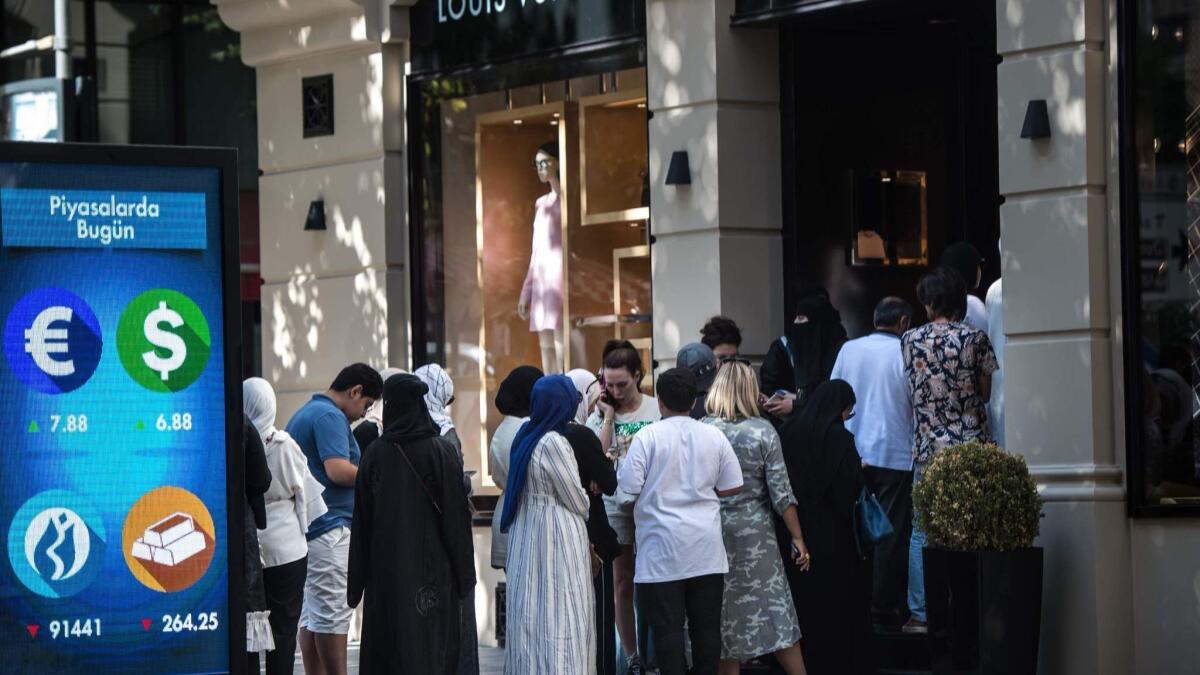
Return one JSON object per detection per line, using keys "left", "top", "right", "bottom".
{"left": 243, "top": 377, "right": 328, "bottom": 675}
{"left": 566, "top": 368, "right": 600, "bottom": 425}
{"left": 415, "top": 363, "right": 462, "bottom": 454}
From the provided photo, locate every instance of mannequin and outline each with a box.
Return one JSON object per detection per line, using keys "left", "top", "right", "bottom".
{"left": 517, "top": 141, "right": 565, "bottom": 374}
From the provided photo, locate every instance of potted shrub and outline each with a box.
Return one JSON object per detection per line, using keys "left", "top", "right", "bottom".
{"left": 913, "top": 441, "right": 1043, "bottom": 675}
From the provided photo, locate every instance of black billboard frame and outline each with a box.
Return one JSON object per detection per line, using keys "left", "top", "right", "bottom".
{"left": 0, "top": 140, "right": 247, "bottom": 671}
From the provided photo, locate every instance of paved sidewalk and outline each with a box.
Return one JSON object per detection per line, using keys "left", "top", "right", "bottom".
{"left": 285, "top": 644, "right": 505, "bottom": 673}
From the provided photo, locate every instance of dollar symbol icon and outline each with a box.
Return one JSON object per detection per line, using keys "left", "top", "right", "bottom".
{"left": 118, "top": 290, "right": 210, "bottom": 392}
{"left": 142, "top": 302, "right": 188, "bottom": 381}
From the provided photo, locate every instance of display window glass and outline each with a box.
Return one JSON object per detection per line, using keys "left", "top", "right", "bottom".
{"left": 1122, "top": 0, "right": 1200, "bottom": 513}
{"left": 412, "top": 67, "right": 651, "bottom": 495}
{"left": 848, "top": 169, "right": 928, "bottom": 267}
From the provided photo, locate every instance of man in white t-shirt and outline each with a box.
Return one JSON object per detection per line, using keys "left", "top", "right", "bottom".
{"left": 616, "top": 367, "right": 743, "bottom": 675}
{"left": 830, "top": 296, "right": 915, "bottom": 627}
{"left": 942, "top": 241, "right": 989, "bottom": 332}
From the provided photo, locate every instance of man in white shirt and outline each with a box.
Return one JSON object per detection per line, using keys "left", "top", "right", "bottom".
{"left": 616, "top": 367, "right": 743, "bottom": 675}
{"left": 942, "top": 241, "right": 989, "bottom": 332}
{"left": 829, "top": 297, "right": 915, "bottom": 627}
{"left": 986, "top": 275, "right": 1005, "bottom": 447}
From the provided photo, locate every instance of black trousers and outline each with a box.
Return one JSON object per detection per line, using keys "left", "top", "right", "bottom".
{"left": 864, "top": 466, "right": 913, "bottom": 621}
{"left": 636, "top": 574, "right": 723, "bottom": 675}
{"left": 596, "top": 561, "right": 617, "bottom": 675}
{"left": 256, "top": 556, "right": 307, "bottom": 675}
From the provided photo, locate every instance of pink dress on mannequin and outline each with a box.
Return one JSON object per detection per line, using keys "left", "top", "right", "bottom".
{"left": 520, "top": 191, "right": 564, "bottom": 332}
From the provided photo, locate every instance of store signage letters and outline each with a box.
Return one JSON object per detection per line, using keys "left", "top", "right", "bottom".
{"left": 438, "top": 0, "right": 565, "bottom": 23}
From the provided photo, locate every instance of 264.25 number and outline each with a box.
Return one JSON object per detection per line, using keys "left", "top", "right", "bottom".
{"left": 162, "top": 612, "right": 219, "bottom": 633}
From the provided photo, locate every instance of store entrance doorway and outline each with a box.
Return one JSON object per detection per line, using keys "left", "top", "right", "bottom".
{"left": 780, "top": 0, "right": 1000, "bottom": 337}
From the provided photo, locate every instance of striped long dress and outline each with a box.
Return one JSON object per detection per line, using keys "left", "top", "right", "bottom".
{"left": 504, "top": 431, "right": 596, "bottom": 674}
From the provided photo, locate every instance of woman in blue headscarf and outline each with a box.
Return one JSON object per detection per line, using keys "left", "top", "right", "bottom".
{"left": 502, "top": 375, "right": 596, "bottom": 674}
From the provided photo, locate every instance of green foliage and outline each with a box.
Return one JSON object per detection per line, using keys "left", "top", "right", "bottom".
{"left": 913, "top": 442, "right": 1042, "bottom": 551}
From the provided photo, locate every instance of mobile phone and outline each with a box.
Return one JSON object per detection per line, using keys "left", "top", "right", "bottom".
{"left": 766, "top": 389, "right": 789, "bottom": 405}
{"left": 596, "top": 371, "right": 615, "bottom": 411}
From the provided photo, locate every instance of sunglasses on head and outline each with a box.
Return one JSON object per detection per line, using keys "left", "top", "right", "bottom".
{"left": 721, "top": 356, "right": 752, "bottom": 366}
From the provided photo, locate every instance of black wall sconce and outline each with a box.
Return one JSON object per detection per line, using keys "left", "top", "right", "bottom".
{"left": 305, "top": 199, "right": 327, "bottom": 231}
{"left": 665, "top": 150, "right": 691, "bottom": 185}
{"left": 1020, "top": 99, "right": 1051, "bottom": 139}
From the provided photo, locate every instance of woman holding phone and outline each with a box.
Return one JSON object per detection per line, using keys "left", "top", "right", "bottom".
{"left": 586, "top": 340, "right": 659, "bottom": 674}
{"left": 704, "top": 362, "right": 811, "bottom": 675}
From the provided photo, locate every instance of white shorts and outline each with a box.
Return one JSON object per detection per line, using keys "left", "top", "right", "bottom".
{"left": 299, "top": 526, "right": 352, "bottom": 634}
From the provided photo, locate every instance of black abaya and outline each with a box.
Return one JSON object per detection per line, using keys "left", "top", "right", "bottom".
{"left": 777, "top": 380, "right": 872, "bottom": 675}
{"left": 563, "top": 422, "right": 620, "bottom": 562}
{"left": 348, "top": 374, "right": 476, "bottom": 675}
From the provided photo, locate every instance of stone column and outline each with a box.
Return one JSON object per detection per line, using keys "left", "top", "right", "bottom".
{"left": 214, "top": 0, "right": 412, "bottom": 419}
{"left": 646, "top": 0, "right": 785, "bottom": 367}
{"left": 995, "top": 1, "right": 1134, "bottom": 672}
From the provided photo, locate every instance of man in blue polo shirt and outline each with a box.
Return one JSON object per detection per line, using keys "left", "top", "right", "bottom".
{"left": 829, "top": 297, "right": 915, "bottom": 629}
{"left": 286, "top": 363, "right": 383, "bottom": 675}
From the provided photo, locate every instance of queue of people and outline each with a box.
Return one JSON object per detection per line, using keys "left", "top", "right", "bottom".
{"left": 235, "top": 241, "right": 999, "bottom": 675}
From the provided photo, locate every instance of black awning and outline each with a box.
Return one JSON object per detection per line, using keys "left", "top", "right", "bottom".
{"left": 410, "top": 0, "right": 646, "bottom": 77}
{"left": 731, "top": 0, "right": 911, "bottom": 27}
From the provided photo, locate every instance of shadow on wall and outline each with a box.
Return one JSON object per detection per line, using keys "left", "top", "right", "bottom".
{"left": 995, "top": 0, "right": 1098, "bottom": 471}
{"left": 261, "top": 48, "right": 393, "bottom": 398}
{"left": 645, "top": 0, "right": 723, "bottom": 358}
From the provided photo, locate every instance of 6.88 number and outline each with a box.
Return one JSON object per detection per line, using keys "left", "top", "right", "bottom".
{"left": 155, "top": 413, "right": 193, "bottom": 432}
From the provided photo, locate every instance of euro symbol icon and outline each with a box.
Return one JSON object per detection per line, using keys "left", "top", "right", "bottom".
{"left": 24, "top": 306, "right": 75, "bottom": 377}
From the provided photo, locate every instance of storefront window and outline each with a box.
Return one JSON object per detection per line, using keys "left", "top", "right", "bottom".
{"left": 412, "top": 68, "right": 651, "bottom": 495}
{"left": 1123, "top": 0, "right": 1200, "bottom": 512}
{"left": 848, "top": 169, "right": 928, "bottom": 267}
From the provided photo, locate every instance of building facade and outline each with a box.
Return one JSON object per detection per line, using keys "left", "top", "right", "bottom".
{"left": 2, "top": 0, "right": 264, "bottom": 379}
{"left": 213, "top": 0, "right": 1198, "bottom": 672}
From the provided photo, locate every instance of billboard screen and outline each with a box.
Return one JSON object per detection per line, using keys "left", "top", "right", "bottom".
{"left": 0, "top": 142, "right": 243, "bottom": 674}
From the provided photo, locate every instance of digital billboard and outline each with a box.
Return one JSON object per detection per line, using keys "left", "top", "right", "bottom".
{"left": 0, "top": 142, "right": 243, "bottom": 673}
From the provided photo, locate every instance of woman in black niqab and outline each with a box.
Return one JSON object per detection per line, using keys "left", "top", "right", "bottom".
{"left": 761, "top": 288, "right": 848, "bottom": 421}
{"left": 348, "top": 374, "right": 476, "bottom": 675}
{"left": 776, "top": 379, "right": 871, "bottom": 675}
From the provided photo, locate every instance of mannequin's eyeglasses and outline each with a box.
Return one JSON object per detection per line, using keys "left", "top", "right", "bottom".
{"left": 534, "top": 159, "right": 554, "bottom": 169}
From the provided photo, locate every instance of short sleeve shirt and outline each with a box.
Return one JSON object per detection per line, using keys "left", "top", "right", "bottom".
{"left": 901, "top": 321, "right": 999, "bottom": 463}
{"left": 616, "top": 416, "right": 744, "bottom": 583}
{"left": 586, "top": 394, "right": 661, "bottom": 460}
{"left": 285, "top": 394, "right": 360, "bottom": 539}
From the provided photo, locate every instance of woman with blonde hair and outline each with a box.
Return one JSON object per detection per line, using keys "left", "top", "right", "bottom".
{"left": 704, "top": 361, "right": 811, "bottom": 675}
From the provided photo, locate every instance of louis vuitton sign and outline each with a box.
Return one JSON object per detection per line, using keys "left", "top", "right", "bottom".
{"left": 411, "top": 0, "right": 645, "bottom": 74}
{"left": 438, "top": 0, "right": 564, "bottom": 24}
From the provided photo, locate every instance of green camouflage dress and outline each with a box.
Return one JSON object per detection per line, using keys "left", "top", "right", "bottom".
{"left": 706, "top": 416, "right": 802, "bottom": 661}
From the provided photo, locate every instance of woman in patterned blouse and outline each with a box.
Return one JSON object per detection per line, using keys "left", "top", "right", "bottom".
{"left": 900, "top": 266, "right": 998, "bottom": 634}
